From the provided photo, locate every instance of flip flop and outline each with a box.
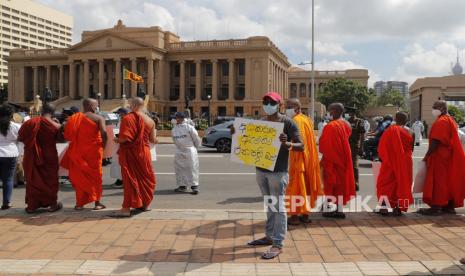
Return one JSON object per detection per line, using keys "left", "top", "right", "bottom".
{"left": 93, "top": 204, "right": 106, "bottom": 210}
{"left": 417, "top": 208, "right": 441, "bottom": 216}
{"left": 261, "top": 247, "right": 282, "bottom": 259}
{"left": 247, "top": 237, "right": 272, "bottom": 246}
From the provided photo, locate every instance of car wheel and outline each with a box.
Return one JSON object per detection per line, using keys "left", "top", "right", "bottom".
{"left": 216, "top": 138, "right": 231, "bottom": 153}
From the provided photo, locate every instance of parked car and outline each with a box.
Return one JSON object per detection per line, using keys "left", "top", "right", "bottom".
{"left": 213, "top": 116, "right": 236, "bottom": 125}
{"left": 202, "top": 121, "right": 233, "bottom": 153}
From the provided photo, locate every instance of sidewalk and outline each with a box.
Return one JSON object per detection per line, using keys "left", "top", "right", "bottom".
{"left": 1, "top": 209, "right": 465, "bottom": 275}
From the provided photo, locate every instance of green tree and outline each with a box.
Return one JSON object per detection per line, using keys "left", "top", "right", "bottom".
{"left": 448, "top": 105, "right": 465, "bottom": 124}
{"left": 376, "top": 88, "right": 406, "bottom": 109}
{"left": 318, "top": 78, "right": 375, "bottom": 113}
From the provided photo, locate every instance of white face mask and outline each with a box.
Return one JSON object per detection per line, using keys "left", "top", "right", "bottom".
{"left": 432, "top": 109, "right": 442, "bottom": 118}
{"left": 263, "top": 104, "right": 278, "bottom": 115}
{"left": 344, "top": 114, "right": 350, "bottom": 120}
{"left": 171, "top": 118, "right": 177, "bottom": 125}
{"left": 285, "top": 108, "right": 296, "bottom": 118}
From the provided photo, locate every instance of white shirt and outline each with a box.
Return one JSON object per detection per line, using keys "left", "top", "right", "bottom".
{"left": 0, "top": 122, "right": 21, "bottom": 158}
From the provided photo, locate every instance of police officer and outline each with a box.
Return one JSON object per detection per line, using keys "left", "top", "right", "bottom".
{"left": 346, "top": 106, "right": 365, "bottom": 191}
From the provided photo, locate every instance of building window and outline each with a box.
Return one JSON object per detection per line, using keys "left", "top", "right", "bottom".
{"left": 188, "top": 85, "right": 195, "bottom": 99}
{"left": 174, "top": 64, "right": 180, "bottom": 77}
{"left": 190, "top": 63, "right": 196, "bottom": 77}
{"left": 290, "top": 83, "right": 297, "bottom": 98}
{"left": 238, "top": 62, "right": 245, "bottom": 76}
{"left": 299, "top": 83, "right": 306, "bottom": 97}
{"left": 234, "top": 106, "right": 244, "bottom": 117}
{"left": 205, "top": 63, "right": 212, "bottom": 76}
{"left": 219, "top": 84, "right": 228, "bottom": 100}
{"left": 221, "top": 62, "right": 229, "bottom": 76}
{"left": 218, "top": 106, "right": 227, "bottom": 116}
{"left": 235, "top": 84, "right": 245, "bottom": 101}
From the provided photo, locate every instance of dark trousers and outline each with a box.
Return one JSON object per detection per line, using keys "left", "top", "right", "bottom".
{"left": 0, "top": 157, "right": 17, "bottom": 207}
{"left": 352, "top": 151, "right": 359, "bottom": 185}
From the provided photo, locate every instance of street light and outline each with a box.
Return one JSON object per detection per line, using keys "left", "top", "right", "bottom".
{"left": 299, "top": 0, "right": 315, "bottom": 119}
{"left": 207, "top": 94, "right": 212, "bottom": 126}
{"left": 97, "top": 92, "right": 102, "bottom": 110}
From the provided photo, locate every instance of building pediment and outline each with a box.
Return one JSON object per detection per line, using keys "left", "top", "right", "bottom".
{"left": 67, "top": 32, "right": 152, "bottom": 53}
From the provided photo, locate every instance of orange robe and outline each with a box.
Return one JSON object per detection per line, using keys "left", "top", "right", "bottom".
{"left": 286, "top": 114, "right": 322, "bottom": 214}
{"left": 319, "top": 119, "right": 355, "bottom": 205}
{"left": 119, "top": 112, "right": 156, "bottom": 209}
{"left": 376, "top": 125, "right": 413, "bottom": 211}
{"left": 60, "top": 113, "right": 103, "bottom": 206}
{"left": 18, "top": 117, "right": 60, "bottom": 210}
{"left": 423, "top": 115, "right": 465, "bottom": 208}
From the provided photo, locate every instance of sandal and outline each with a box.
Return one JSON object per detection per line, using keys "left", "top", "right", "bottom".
{"left": 247, "top": 237, "right": 272, "bottom": 246}
{"left": 417, "top": 208, "right": 441, "bottom": 216}
{"left": 49, "top": 202, "right": 63, "bottom": 212}
{"left": 392, "top": 207, "right": 402, "bottom": 216}
{"left": 74, "top": 206, "right": 84, "bottom": 211}
{"left": 287, "top": 215, "right": 301, "bottom": 225}
{"left": 261, "top": 246, "right": 282, "bottom": 259}
{"left": 300, "top": 214, "right": 312, "bottom": 224}
{"left": 93, "top": 203, "right": 106, "bottom": 210}
{"left": 25, "top": 208, "right": 36, "bottom": 214}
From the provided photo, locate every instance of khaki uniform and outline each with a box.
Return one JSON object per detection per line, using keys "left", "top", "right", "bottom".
{"left": 348, "top": 117, "right": 365, "bottom": 186}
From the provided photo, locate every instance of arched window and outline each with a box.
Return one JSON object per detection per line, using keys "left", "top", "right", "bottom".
{"left": 299, "top": 83, "right": 306, "bottom": 97}
{"left": 290, "top": 83, "right": 297, "bottom": 98}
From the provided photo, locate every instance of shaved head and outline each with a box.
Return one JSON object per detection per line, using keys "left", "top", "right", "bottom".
{"left": 395, "top": 112, "right": 408, "bottom": 126}
{"left": 286, "top": 98, "right": 301, "bottom": 109}
{"left": 328, "top": 103, "right": 344, "bottom": 119}
{"left": 83, "top": 98, "right": 98, "bottom": 113}
{"left": 433, "top": 100, "right": 448, "bottom": 114}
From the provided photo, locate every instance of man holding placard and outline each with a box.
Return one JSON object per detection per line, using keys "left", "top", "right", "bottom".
{"left": 231, "top": 92, "right": 303, "bottom": 260}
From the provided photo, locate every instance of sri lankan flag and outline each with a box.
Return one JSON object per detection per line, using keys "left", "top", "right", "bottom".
{"left": 123, "top": 69, "right": 144, "bottom": 83}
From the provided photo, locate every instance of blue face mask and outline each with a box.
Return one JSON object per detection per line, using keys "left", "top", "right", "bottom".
{"left": 263, "top": 104, "right": 278, "bottom": 115}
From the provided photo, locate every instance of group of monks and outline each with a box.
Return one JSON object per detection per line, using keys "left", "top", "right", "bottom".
{"left": 285, "top": 99, "right": 465, "bottom": 223}
{"left": 18, "top": 97, "right": 156, "bottom": 216}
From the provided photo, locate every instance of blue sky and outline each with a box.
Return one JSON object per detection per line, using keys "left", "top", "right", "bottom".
{"left": 37, "top": 0, "right": 465, "bottom": 86}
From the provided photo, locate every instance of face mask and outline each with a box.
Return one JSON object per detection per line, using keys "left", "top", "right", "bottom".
{"left": 432, "top": 109, "right": 442, "bottom": 118}
{"left": 263, "top": 104, "right": 278, "bottom": 115}
{"left": 285, "top": 108, "right": 296, "bottom": 118}
{"left": 171, "top": 119, "right": 177, "bottom": 125}
{"left": 344, "top": 114, "right": 350, "bottom": 120}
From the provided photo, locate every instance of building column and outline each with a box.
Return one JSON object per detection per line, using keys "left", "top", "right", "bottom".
{"left": 115, "top": 58, "right": 121, "bottom": 98}
{"left": 245, "top": 58, "right": 251, "bottom": 100}
{"left": 195, "top": 60, "right": 201, "bottom": 101}
{"left": 211, "top": 59, "right": 218, "bottom": 100}
{"left": 179, "top": 60, "right": 186, "bottom": 104}
{"left": 69, "top": 62, "right": 76, "bottom": 99}
{"left": 147, "top": 58, "right": 154, "bottom": 96}
{"left": 98, "top": 59, "right": 104, "bottom": 97}
{"left": 33, "top": 66, "right": 39, "bottom": 96}
{"left": 58, "top": 65, "right": 64, "bottom": 98}
{"left": 228, "top": 59, "right": 234, "bottom": 100}
{"left": 83, "top": 59, "right": 89, "bottom": 98}
{"left": 130, "top": 57, "right": 137, "bottom": 97}
{"left": 45, "top": 65, "right": 51, "bottom": 90}
{"left": 154, "top": 59, "right": 162, "bottom": 98}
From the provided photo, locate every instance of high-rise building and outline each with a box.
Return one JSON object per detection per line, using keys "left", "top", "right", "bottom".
{"left": 374, "top": 81, "right": 408, "bottom": 97}
{"left": 0, "top": 0, "right": 73, "bottom": 86}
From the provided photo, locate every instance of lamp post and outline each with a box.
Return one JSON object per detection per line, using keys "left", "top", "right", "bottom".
{"left": 97, "top": 92, "right": 102, "bottom": 111}
{"left": 299, "top": 0, "right": 315, "bottom": 119}
{"left": 207, "top": 94, "right": 212, "bottom": 126}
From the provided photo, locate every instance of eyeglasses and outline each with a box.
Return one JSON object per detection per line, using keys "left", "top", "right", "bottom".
{"left": 263, "top": 100, "right": 278, "bottom": 106}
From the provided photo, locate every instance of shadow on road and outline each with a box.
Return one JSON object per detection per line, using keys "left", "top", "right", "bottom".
{"left": 217, "top": 196, "right": 263, "bottom": 205}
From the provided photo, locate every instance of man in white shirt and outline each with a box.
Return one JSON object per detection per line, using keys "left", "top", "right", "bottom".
{"left": 412, "top": 119, "right": 425, "bottom": 146}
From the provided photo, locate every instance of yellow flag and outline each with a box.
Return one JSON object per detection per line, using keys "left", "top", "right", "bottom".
{"left": 123, "top": 69, "right": 144, "bottom": 83}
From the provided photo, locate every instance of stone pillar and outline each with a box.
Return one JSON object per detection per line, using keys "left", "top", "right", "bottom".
{"left": 83, "top": 59, "right": 89, "bottom": 98}
{"left": 228, "top": 59, "right": 234, "bottom": 100}
{"left": 45, "top": 65, "right": 51, "bottom": 90}
{"left": 195, "top": 60, "right": 201, "bottom": 101}
{"left": 115, "top": 58, "right": 121, "bottom": 98}
{"left": 245, "top": 58, "right": 251, "bottom": 100}
{"left": 33, "top": 66, "right": 39, "bottom": 95}
{"left": 211, "top": 59, "right": 218, "bottom": 100}
{"left": 179, "top": 60, "right": 186, "bottom": 105}
{"left": 69, "top": 62, "right": 76, "bottom": 99}
{"left": 130, "top": 57, "right": 137, "bottom": 97}
{"left": 147, "top": 58, "right": 154, "bottom": 96}
{"left": 98, "top": 59, "right": 104, "bottom": 97}
{"left": 58, "top": 65, "right": 64, "bottom": 98}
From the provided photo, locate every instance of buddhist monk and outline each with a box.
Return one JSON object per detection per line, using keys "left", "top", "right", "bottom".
{"left": 319, "top": 103, "right": 355, "bottom": 219}
{"left": 419, "top": 100, "right": 465, "bottom": 215}
{"left": 18, "top": 103, "right": 63, "bottom": 213}
{"left": 112, "top": 98, "right": 157, "bottom": 217}
{"left": 285, "top": 98, "right": 322, "bottom": 225}
{"left": 60, "top": 98, "right": 107, "bottom": 210}
{"left": 375, "top": 112, "right": 414, "bottom": 216}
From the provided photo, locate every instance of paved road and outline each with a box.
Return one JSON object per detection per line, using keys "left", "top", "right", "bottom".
{"left": 9, "top": 142, "right": 430, "bottom": 211}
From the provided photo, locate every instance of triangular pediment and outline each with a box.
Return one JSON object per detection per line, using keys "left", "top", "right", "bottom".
{"left": 67, "top": 32, "right": 151, "bottom": 52}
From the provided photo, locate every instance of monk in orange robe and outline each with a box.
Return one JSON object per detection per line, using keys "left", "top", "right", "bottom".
{"left": 60, "top": 98, "right": 107, "bottom": 210}
{"left": 113, "top": 98, "right": 157, "bottom": 217}
{"left": 285, "top": 98, "right": 322, "bottom": 225}
{"left": 319, "top": 103, "right": 355, "bottom": 219}
{"left": 376, "top": 112, "right": 414, "bottom": 216}
{"left": 419, "top": 100, "right": 465, "bottom": 215}
{"left": 18, "top": 103, "right": 63, "bottom": 213}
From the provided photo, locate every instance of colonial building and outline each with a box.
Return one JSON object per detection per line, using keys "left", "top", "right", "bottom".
{"left": 288, "top": 67, "right": 369, "bottom": 116}
{"left": 6, "top": 20, "right": 290, "bottom": 117}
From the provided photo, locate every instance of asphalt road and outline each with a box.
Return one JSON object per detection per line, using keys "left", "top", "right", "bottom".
{"left": 8, "top": 142, "right": 430, "bottom": 211}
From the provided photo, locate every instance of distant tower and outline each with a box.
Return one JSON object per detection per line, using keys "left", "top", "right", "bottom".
{"left": 452, "top": 48, "right": 463, "bottom": 75}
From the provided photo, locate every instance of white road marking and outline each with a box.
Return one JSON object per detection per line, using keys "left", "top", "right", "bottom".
{"left": 157, "top": 154, "right": 225, "bottom": 158}
{"left": 157, "top": 172, "right": 255, "bottom": 175}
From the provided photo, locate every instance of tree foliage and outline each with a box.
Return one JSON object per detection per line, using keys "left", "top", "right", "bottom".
{"left": 376, "top": 88, "right": 406, "bottom": 109}
{"left": 448, "top": 105, "right": 465, "bottom": 124}
{"left": 318, "top": 78, "right": 375, "bottom": 113}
